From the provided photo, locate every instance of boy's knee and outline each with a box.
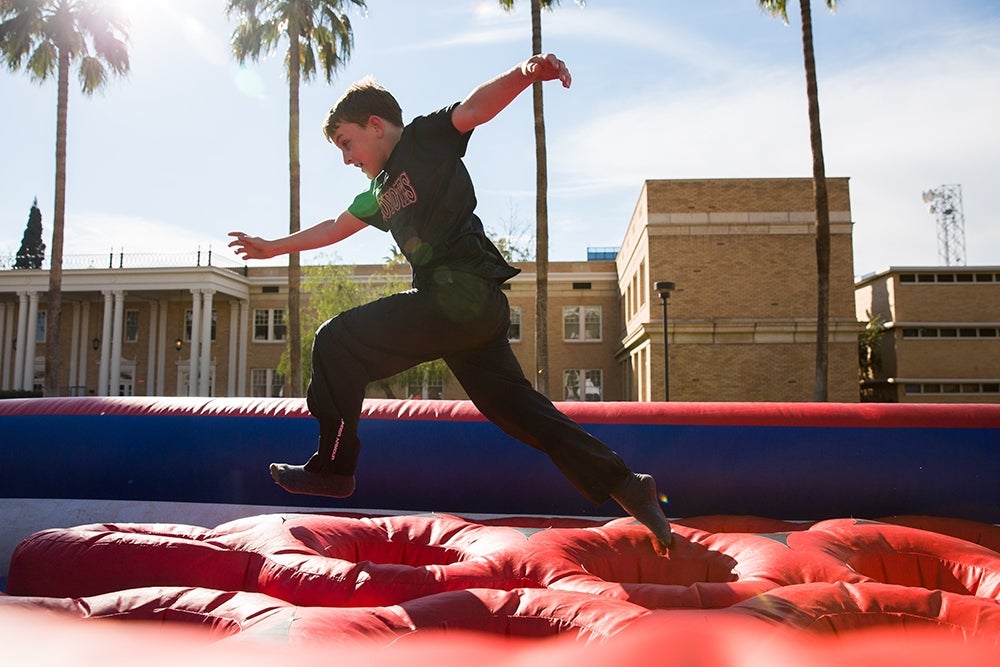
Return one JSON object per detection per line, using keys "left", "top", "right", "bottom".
{"left": 314, "top": 315, "right": 345, "bottom": 347}
{"left": 311, "top": 317, "right": 349, "bottom": 369}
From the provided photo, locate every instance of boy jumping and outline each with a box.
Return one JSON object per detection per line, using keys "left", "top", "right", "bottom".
{"left": 229, "top": 54, "right": 673, "bottom": 551}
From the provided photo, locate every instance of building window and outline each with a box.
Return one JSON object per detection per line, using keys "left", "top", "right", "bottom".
{"left": 639, "top": 259, "right": 647, "bottom": 307}
{"left": 251, "top": 368, "right": 285, "bottom": 397}
{"left": 563, "top": 305, "right": 602, "bottom": 341}
{"left": 564, "top": 369, "right": 603, "bottom": 401}
{"left": 125, "top": 309, "right": 140, "bottom": 342}
{"left": 900, "top": 272, "right": 997, "bottom": 284}
{"left": 407, "top": 367, "right": 445, "bottom": 400}
{"left": 904, "top": 382, "right": 1000, "bottom": 395}
{"left": 185, "top": 309, "right": 218, "bottom": 341}
{"left": 902, "top": 326, "right": 999, "bottom": 339}
{"left": 508, "top": 306, "right": 521, "bottom": 342}
{"left": 254, "top": 308, "right": 286, "bottom": 342}
{"left": 35, "top": 310, "right": 46, "bottom": 343}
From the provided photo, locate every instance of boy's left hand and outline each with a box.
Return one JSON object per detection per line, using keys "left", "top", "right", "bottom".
{"left": 523, "top": 53, "right": 572, "bottom": 88}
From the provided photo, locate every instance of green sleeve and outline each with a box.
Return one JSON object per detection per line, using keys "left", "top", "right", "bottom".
{"left": 347, "top": 183, "right": 380, "bottom": 219}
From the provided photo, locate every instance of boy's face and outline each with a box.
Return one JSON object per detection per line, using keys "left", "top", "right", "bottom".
{"left": 331, "top": 117, "right": 385, "bottom": 180}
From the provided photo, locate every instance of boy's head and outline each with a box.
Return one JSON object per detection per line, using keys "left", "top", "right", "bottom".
{"left": 322, "top": 76, "right": 403, "bottom": 142}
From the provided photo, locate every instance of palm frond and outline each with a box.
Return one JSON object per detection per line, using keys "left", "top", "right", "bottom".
{"left": 0, "top": 8, "right": 44, "bottom": 70}
{"left": 25, "top": 39, "right": 56, "bottom": 81}
{"left": 228, "top": 0, "right": 363, "bottom": 80}
{"left": 78, "top": 55, "right": 108, "bottom": 93}
{"left": 299, "top": 37, "right": 317, "bottom": 81}
{"left": 758, "top": 0, "right": 789, "bottom": 24}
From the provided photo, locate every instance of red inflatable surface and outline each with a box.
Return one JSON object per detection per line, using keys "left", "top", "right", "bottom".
{"left": 2, "top": 512, "right": 999, "bottom": 662}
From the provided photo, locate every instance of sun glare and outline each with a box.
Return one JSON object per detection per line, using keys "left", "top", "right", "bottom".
{"left": 109, "top": 0, "right": 169, "bottom": 29}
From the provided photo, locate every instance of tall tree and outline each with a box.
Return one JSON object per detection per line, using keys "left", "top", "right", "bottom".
{"left": 15, "top": 198, "right": 46, "bottom": 269}
{"left": 0, "top": 0, "right": 130, "bottom": 396}
{"left": 498, "top": 0, "right": 581, "bottom": 398}
{"left": 227, "top": 0, "right": 365, "bottom": 398}
{"left": 758, "top": 0, "right": 836, "bottom": 401}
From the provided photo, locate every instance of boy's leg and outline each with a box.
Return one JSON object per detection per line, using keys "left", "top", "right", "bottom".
{"left": 269, "top": 310, "right": 373, "bottom": 497}
{"left": 272, "top": 282, "right": 508, "bottom": 497}
{"left": 445, "top": 337, "right": 673, "bottom": 550}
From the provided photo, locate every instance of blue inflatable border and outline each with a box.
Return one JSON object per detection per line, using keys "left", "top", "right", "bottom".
{"left": 2, "top": 406, "right": 996, "bottom": 522}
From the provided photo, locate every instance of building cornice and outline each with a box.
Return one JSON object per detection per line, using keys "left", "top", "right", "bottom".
{"left": 0, "top": 266, "right": 252, "bottom": 299}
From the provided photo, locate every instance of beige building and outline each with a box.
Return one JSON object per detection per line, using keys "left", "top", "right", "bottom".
{"left": 2, "top": 177, "right": 864, "bottom": 402}
{"left": 615, "top": 178, "right": 860, "bottom": 402}
{"left": 855, "top": 266, "right": 1000, "bottom": 403}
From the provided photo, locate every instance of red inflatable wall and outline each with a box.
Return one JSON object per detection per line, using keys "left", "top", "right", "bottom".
{"left": 2, "top": 511, "right": 999, "bottom": 662}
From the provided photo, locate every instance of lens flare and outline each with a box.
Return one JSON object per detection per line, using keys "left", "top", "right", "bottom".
{"left": 658, "top": 493, "right": 669, "bottom": 505}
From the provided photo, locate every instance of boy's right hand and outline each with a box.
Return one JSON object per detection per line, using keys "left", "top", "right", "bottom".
{"left": 228, "top": 231, "right": 274, "bottom": 260}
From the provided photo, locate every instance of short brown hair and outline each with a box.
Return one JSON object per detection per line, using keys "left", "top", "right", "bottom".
{"left": 322, "top": 76, "right": 403, "bottom": 142}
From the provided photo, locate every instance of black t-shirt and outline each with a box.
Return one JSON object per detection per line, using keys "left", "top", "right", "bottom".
{"left": 349, "top": 103, "right": 520, "bottom": 289}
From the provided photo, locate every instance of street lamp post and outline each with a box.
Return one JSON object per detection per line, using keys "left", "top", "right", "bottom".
{"left": 654, "top": 281, "right": 675, "bottom": 401}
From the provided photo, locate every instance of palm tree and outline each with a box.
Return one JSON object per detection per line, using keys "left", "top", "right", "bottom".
{"left": 227, "top": 0, "right": 365, "bottom": 397}
{"left": 758, "top": 0, "right": 836, "bottom": 401}
{"left": 498, "top": 0, "right": 581, "bottom": 398}
{"left": 0, "top": 0, "right": 130, "bottom": 396}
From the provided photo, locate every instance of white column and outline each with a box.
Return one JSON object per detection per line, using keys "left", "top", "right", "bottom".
{"left": 198, "top": 289, "right": 214, "bottom": 396}
{"left": 76, "top": 301, "right": 91, "bottom": 392}
{"left": 145, "top": 300, "right": 159, "bottom": 396}
{"left": 109, "top": 291, "right": 125, "bottom": 397}
{"left": 187, "top": 289, "right": 202, "bottom": 396}
{"left": 23, "top": 292, "right": 39, "bottom": 391}
{"left": 1, "top": 302, "right": 11, "bottom": 390}
{"left": 68, "top": 302, "right": 81, "bottom": 395}
{"left": 98, "top": 291, "right": 113, "bottom": 396}
{"left": 156, "top": 298, "right": 169, "bottom": 396}
{"left": 227, "top": 301, "right": 238, "bottom": 396}
{"left": 13, "top": 292, "right": 29, "bottom": 390}
{"left": 237, "top": 300, "right": 249, "bottom": 395}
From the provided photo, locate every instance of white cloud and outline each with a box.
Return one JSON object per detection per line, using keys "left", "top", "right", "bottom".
{"left": 545, "top": 15, "right": 1000, "bottom": 274}
{"left": 64, "top": 211, "right": 228, "bottom": 259}
{"left": 545, "top": 5, "right": 741, "bottom": 74}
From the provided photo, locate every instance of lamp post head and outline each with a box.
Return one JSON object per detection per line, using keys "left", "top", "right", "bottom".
{"left": 654, "top": 281, "right": 676, "bottom": 299}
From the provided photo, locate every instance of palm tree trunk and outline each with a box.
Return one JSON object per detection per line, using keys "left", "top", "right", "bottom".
{"left": 798, "top": 0, "right": 830, "bottom": 401}
{"left": 43, "top": 47, "right": 70, "bottom": 397}
{"left": 287, "top": 22, "right": 303, "bottom": 397}
{"left": 531, "top": 0, "right": 550, "bottom": 397}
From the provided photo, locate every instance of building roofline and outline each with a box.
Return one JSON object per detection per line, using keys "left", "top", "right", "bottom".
{"left": 856, "top": 265, "right": 1000, "bottom": 285}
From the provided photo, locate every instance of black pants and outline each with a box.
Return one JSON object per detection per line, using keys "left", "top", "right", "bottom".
{"left": 303, "top": 271, "right": 630, "bottom": 505}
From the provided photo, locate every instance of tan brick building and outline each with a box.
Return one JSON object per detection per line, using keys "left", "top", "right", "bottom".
{"left": 1, "top": 177, "right": 863, "bottom": 402}
{"left": 616, "top": 178, "right": 860, "bottom": 402}
{"left": 503, "top": 260, "right": 622, "bottom": 401}
{"left": 855, "top": 266, "right": 1000, "bottom": 403}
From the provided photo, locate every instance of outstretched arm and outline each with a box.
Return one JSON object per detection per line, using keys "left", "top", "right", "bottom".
{"left": 228, "top": 211, "right": 368, "bottom": 260}
{"left": 451, "top": 53, "right": 571, "bottom": 135}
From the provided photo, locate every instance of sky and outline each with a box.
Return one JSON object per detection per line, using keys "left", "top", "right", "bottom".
{"left": 1, "top": 0, "right": 998, "bottom": 279}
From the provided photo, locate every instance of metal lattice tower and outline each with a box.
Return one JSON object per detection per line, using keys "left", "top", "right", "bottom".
{"left": 921, "top": 184, "right": 967, "bottom": 266}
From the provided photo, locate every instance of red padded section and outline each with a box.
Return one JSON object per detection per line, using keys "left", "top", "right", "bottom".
{"left": 4, "top": 604, "right": 997, "bottom": 666}
{"left": 5, "top": 513, "right": 999, "bottom": 647}
{"left": 2, "top": 396, "right": 999, "bottom": 428}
